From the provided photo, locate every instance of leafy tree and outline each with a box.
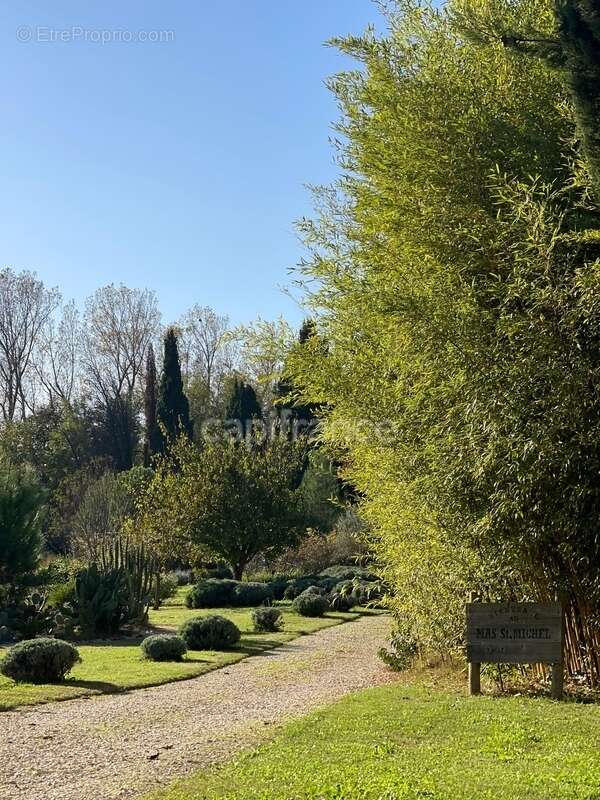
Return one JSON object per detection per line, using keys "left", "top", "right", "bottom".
{"left": 156, "top": 327, "right": 193, "bottom": 452}
{"left": 0, "top": 464, "right": 44, "bottom": 590}
{"left": 89, "top": 396, "right": 139, "bottom": 472}
{"left": 137, "top": 436, "right": 308, "bottom": 579}
{"left": 71, "top": 472, "right": 133, "bottom": 561}
{"left": 231, "top": 317, "right": 295, "bottom": 412}
{"left": 0, "top": 404, "right": 104, "bottom": 552}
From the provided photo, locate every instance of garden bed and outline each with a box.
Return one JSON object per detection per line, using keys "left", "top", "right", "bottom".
{"left": 0, "top": 591, "right": 370, "bottom": 711}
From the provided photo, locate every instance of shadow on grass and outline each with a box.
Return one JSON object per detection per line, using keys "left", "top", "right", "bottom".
{"left": 63, "top": 678, "right": 123, "bottom": 692}
{"left": 237, "top": 637, "right": 291, "bottom": 655}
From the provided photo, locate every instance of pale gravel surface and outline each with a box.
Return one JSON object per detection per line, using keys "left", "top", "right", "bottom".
{"left": 0, "top": 614, "right": 391, "bottom": 800}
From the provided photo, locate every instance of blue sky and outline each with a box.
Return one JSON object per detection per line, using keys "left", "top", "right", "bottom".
{"left": 0, "top": 1, "right": 383, "bottom": 327}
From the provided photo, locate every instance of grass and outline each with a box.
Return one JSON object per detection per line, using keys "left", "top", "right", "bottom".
{"left": 146, "top": 672, "right": 600, "bottom": 800}
{"left": 0, "top": 588, "right": 367, "bottom": 711}
{"left": 148, "top": 587, "right": 361, "bottom": 634}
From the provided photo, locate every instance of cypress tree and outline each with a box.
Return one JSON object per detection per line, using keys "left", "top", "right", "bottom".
{"left": 156, "top": 328, "right": 193, "bottom": 452}
{"left": 143, "top": 344, "right": 161, "bottom": 465}
{"left": 275, "top": 319, "right": 320, "bottom": 434}
{"left": 223, "top": 378, "right": 262, "bottom": 428}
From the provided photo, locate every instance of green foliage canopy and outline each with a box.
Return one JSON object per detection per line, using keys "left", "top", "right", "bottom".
{"left": 137, "top": 436, "right": 308, "bottom": 580}
{"left": 0, "top": 463, "right": 44, "bottom": 589}
{"left": 289, "top": 0, "right": 600, "bottom": 669}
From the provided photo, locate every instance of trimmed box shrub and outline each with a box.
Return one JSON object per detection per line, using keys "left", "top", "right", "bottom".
{"left": 233, "top": 582, "right": 273, "bottom": 607}
{"left": 141, "top": 634, "right": 187, "bottom": 662}
{"left": 179, "top": 614, "right": 241, "bottom": 650}
{"left": 319, "top": 565, "right": 379, "bottom": 582}
{"left": 282, "top": 576, "right": 321, "bottom": 600}
{"left": 0, "top": 637, "right": 80, "bottom": 683}
{"left": 293, "top": 590, "right": 329, "bottom": 618}
{"left": 185, "top": 579, "right": 237, "bottom": 609}
{"left": 252, "top": 606, "right": 283, "bottom": 632}
{"left": 329, "top": 591, "right": 355, "bottom": 612}
{"left": 267, "top": 575, "right": 292, "bottom": 601}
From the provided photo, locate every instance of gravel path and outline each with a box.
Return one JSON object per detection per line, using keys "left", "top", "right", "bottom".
{"left": 0, "top": 614, "right": 390, "bottom": 800}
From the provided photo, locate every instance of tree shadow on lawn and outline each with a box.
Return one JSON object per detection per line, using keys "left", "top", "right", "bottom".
{"left": 237, "top": 637, "right": 291, "bottom": 655}
{"left": 61, "top": 678, "right": 123, "bottom": 693}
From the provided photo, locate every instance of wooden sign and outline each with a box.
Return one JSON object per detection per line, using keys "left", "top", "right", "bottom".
{"left": 466, "top": 601, "right": 564, "bottom": 699}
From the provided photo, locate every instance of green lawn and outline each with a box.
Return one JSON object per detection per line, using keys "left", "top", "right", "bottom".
{"left": 148, "top": 590, "right": 361, "bottom": 634}
{"left": 0, "top": 593, "right": 365, "bottom": 711}
{"left": 146, "top": 678, "right": 600, "bottom": 800}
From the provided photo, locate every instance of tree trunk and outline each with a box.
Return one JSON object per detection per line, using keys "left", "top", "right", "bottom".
{"left": 153, "top": 571, "right": 161, "bottom": 611}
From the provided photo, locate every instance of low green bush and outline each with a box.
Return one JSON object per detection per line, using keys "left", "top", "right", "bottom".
{"left": 171, "top": 569, "right": 194, "bottom": 586}
{"left": 267, "top": 575, "right": 294, "bottom": 601}
{"left": 320, "top": 565, "right": 379, "bottom": 582}
{"left": 282, "top": 576, "right": 321, "bottom": 600}
{"left": 251, "top": 606, "right": 283, "bottom": 632}
{"left": 205, "top": 564, "right": 234, "bottom": 579}
{"left": 293, "top": 590, "right": 329, "bottom": 617}
{"left": 185, "top": 579, "right": 238, "bottom": 608}
{"left": 328, "top": 591, "right": 355, "bottom": 612}
{"left": 303, "top": 584, "right": 327, "bottom": 596}
{"left": 141, "top": 634, "right": 187, "bottom": 662}
{"left": 186, "top": 579, "right": 275, "bottom": 608}
{"left": 48, "top": 579, "right": 75, "bottom": 608}
{"left": 378, "top": 630, "right": 418, "bottom": 671}
{"left": 334, "top": 578, "right": 383, "bottom": 605}
{"left": 233, "top": 582, "right": 273, "bottom": 606}
{"left": 0, "top": 637, "right": 80, "bottom": 683}
{"left": 155, "top": 573, "right": 179, "bottom": 601}
{"left": 179, "top": 614, "right": 241, "bottom": 650}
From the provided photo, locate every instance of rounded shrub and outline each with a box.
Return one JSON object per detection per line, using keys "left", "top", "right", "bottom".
{"left": 155, "top": 573, "right": 179, "bottom": 602}
{"left": 320, "top": 565, "right": 379, "bottom": 582}
{"left": 293, "top": 590, "right": 329, "bottom": 618}
{"left": 141, "top": 634, "right": 187, "bottom": 662}
{"left": 185, "top": 579, "right": 237, "bottom": 609}
{"left": 267, "top": 576, "right": 292, "bottom": 601}
{"left": 282, "top": 576, "right": 320, "bottom": 600}
{"left": 303, "top": 584, "right": 327, "bottom": 596}
{"left": 251, "top": 606, "right": 283, "bottom": 632}
{"left": 179, "top": 614, "right": 241, "bottom": 650}
{"left": 205, "top": 564, "right": 234, "bottom": 579}
{"left": 48, "top": 579, "right": 75, "bottom": 609}
{"left": 329, "top": 591, "right": 355, "bottom": 612}
{"left": 0, "top": 637, "right": 80, "bottom": 683}
{"left": 232, "top": 582, "right": 273, "bottom": 607}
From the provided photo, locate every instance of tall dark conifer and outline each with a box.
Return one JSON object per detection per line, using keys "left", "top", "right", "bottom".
{"left": 143, "top": 343, "right": 161, "bottom": 465}
{"left": 156, "top": 328, "right": 193, "bottom": 453}
{"left": 275, "top": 319, "right": 320, "bottom": 434}
{"left": 223, "top": 378, "right": 262, "bottom": 428}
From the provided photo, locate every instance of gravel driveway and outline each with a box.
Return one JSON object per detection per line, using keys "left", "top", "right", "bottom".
{"left": 0, "top": 614, "right": 390, "bottom": 800}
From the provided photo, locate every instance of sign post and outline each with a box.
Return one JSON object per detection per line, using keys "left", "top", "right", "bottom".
{"left": 466, "top": 601, "right": 564, "bottom": 699}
